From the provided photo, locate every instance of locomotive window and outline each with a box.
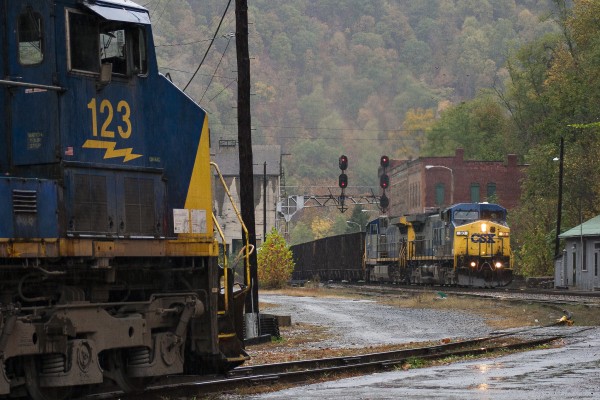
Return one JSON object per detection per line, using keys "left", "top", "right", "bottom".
{"left": 18, "top": 9, "right": 44, "bottom": 65}
{"left": 132, "top": 27, "right": 148, "bottom": 75}
{"left": 68, "top": 12, "right": 100, "bottom": 73}
{"left": 68, "top": 12, "right": 147, "bottom": 77}
{"left": 100, "top": 25, "right": 148, "bottom": 76}
{"left": 454, "top": 210, "right": 478, "bottom": 222}
{"left": 100, "top": 26, "right": 127, "bottom": 75}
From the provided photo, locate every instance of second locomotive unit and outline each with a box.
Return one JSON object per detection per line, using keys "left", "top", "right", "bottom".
{"left": 365, "top": 203, "right": 513, "bottom": 287}
{"left": 1, "top": 1, "right": 248, "bottom": 398}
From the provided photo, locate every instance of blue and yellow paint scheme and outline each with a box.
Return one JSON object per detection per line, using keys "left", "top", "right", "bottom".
{"left": 0, "top": 0, "right": 217, "bottom": 259}
{"left": 365, "top": 203, "right": 513, "bottom": 287}
{"left": 0, "top": 1, "right": 247, "bottom": 396}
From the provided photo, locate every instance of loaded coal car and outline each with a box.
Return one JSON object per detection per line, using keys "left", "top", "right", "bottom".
{"left": 0, "top": 1, "right": 249, "bottom": 398}
{"left": 365, "top": 203, "right": 513, "bottom": 287}
{"left": 291, "top": 232, "right": 365, "bottom": 283}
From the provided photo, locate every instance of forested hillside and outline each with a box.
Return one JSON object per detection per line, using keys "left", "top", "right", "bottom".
{"left": 147, "top": 0, "right": 559, "bottom": 186}
{"left": 146, "top": 0, "right": 600, "bottom": 276}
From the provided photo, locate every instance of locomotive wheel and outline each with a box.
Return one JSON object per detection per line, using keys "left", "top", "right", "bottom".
{"left": 24, "top": 358, "right": 71, "bottom": 400}
{"left": 105, "top": 350, "right": 151, "bottom": 393}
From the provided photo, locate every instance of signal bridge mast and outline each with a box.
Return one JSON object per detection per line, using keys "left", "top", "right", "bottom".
{"left": 277, "top": 187, "right": 382, "bottom": 222}
{"left": 277, "top": 155, "right": 392, "bottom": 223}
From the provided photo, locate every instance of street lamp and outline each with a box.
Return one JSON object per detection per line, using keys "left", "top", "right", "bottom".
{"left": 346, "top": 220, "right": 361, "bottom": 231}
{"left": 425, "top": 165, "right": 454, "bottom": 205}
{"left": 554, "top": 137, "right": 564, "bottom": 257}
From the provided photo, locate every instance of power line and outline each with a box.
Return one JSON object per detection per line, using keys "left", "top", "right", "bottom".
{"left": 200, "top": 34, "right": 233, "bottom": 102}
{"left": 156, "top": 38, "right": 213, "bottom": 47}
{"left": 183, "top": 0, "right": 233, "bottom": 92}
{"left": 209, "top": 78, "right": 237, "bottom": 102}
{"left": 212, "top": 122, "right": 431, "bottom": 134}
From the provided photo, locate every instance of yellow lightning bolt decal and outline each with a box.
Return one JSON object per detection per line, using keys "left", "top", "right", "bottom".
{"left": 82, "top": 140, "right": 142, "bottom": 162}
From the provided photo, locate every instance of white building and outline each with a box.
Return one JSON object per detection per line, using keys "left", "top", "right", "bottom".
{"left": 211, "top": 140, "right": 281, "bottom": 256}
{"left": 555, "top": 215, "right": 600, "bottom": 290}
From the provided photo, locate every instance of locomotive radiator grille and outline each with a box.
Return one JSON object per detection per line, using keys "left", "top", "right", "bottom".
{"left": 124, "top": 177, "right": 156, "bottom": 235}
{"left": 12, "top": 190, "right": 38, "bottom": 214}
{"left": 73, "top": 174, "right": 109, "bottom": 232}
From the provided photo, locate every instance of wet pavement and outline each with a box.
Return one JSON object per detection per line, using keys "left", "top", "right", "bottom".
{"left": 260, "top": 294, "right": 492, "bottom": 348}
{"left": 250, "top": 294, "right": 600, "bottom": 399}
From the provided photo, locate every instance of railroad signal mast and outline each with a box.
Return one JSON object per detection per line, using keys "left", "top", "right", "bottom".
{"left": 338, "top": 154, "right": 349, "bottom": 212}
{"left": 380, "top": 155, "right": 390, "bottom": 212}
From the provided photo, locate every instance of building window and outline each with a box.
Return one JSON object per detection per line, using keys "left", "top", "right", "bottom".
{"left": 435, "top": 183, "right": 445, "bottom": 206}
{"left": 470, "top": 183, "right": 480, "bottom": 203}
{"left": 487, "top": 182, "right": 496, "bottom": 201}
{"left": 18, "top": 8, "right": 44, "bottom": 65}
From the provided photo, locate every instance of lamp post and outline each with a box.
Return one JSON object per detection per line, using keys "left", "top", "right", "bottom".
{"left": 554, "top": 137, "right": 564, "bottom": 257}
{"left": 425, "top": 165, "right": 454, "bottom": 205}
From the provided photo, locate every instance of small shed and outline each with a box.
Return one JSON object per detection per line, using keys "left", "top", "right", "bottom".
{"left": 556, "top": 215, "right": 600, "bottom": 290}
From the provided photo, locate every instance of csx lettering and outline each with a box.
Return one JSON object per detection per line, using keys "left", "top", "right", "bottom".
{"left": 471, "top": 233, "right": 496, "bottom": 244}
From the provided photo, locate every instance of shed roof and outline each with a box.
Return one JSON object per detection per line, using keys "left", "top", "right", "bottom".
{"left": 559, "top": 215, "right": 600, "bottom": 239}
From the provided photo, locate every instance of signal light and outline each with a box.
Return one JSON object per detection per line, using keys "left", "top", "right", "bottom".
{"left": 339, "top": 173, "right": 348, "bottom": 188}
{"left": 339, "top": 155, "right": 348, "bottom": 170}
{"left": 380, "top": 173, "right": 389, "bottom": 189}
{"left": 380, "top": 155, "right": 389, "bottom": 168}
{"left": 380, "top": 193, "right": 389, "bottom": 209}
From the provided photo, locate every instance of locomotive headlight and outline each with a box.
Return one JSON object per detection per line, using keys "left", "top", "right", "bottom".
{"left": 470, "top": 261, "right": 477, "bottom": 267}
{"left": 495, "top": 262, "right": 503, "bottom": 269}
{"left": 481, "top": 223, "right": 487, "bottom": 233}
{"left": 498, "top": 232, "right": 509, "bottom": 237}
{"left": 456, "top": 231, "right": 469, "bottom": 236}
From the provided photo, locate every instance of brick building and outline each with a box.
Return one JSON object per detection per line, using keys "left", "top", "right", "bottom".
{"left": 385, "top": 148, "right": 526, "bottom": 216}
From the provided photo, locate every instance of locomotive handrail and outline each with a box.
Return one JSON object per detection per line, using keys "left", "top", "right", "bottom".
{"left": 210, "top": 162, "right": 251, "bottom": 292}
{"left": 212, "top": 213, "right": 230, "bottom": 313}
{"left": 0, "top": 79, "right": 66, "bottom": 92}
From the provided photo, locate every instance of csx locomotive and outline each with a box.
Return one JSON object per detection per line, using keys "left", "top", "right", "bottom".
{"left": 0, "top": 1, "right": 248, "bottom": 398}
{"left": 365, "top": 203, "right": 513, "bottom": 287}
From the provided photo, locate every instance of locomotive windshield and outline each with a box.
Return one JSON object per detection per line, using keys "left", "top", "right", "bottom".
{"left": 453, "top": 210, "right": 479, "bottom": 223}
{"left": 67, "top": 10, "right": 147, "bottom": 76}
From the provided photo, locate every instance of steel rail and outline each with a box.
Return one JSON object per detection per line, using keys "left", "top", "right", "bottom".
{"left": 82, "top": 334, "right": 565, "bottom": 399}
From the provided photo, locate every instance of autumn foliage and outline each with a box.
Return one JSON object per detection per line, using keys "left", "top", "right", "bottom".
{"left": 257, "top": 228, "right": 295, "bottom": 289}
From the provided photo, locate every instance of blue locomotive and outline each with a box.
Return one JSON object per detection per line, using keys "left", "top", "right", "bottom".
{"left": 365, "top": 203, "right": 513, "bottom": 287}
{"left": 0, "top": 1, "right": 248, "bottom": 398}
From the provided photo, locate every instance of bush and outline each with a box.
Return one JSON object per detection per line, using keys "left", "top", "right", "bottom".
{"left": 257, "top": 228, "right": 295, "bottom": 289}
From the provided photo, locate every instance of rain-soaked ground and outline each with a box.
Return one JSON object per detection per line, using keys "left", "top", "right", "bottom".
{"left": 248, "top": 294, "right": 600, "bottom": 399}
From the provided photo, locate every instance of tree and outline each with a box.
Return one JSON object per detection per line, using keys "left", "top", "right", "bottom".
{"left": 257, "top": 228, "right": 295, "bottom": 289}
{"left": 289, "top": 222, "right": 314, "bottom": 245}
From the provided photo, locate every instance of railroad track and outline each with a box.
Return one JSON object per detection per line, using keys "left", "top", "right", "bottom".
{"left": 331, "top": 282, "right": 600, "bottom": 307}
{"left": 81, "top": 329, "right": 573, "bottom": 400}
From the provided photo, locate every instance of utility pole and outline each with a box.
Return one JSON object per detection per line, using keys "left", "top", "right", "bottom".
{"left": 236, "top": 0, "right": 260, "bottom": 334}
{"left": 263, "top": 161, "right": 267, "bottom": 242}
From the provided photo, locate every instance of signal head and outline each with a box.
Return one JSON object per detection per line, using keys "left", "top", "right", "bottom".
{"left": 380, "top": 155, "right": 390, "bottom": 168}
{"left": 339, "top": 173, "right": 348, "bottom": 188}
{"left": 380, "top": 193, "right": 389, "bottom": 209}
{"left": 380, "top": 173, "right": 389, "bottom": 189}
{"left": 339, "top": 155, "right": 348, "bottom": 170}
